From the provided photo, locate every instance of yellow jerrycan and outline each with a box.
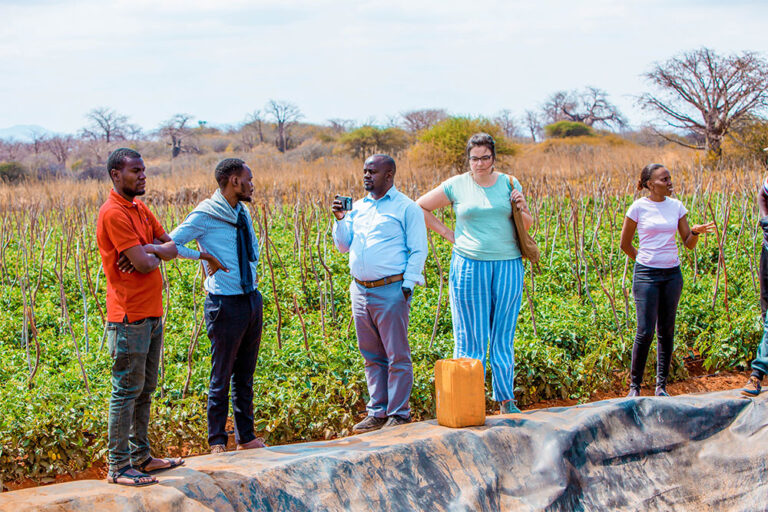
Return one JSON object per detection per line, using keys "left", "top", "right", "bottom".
{"left": 434, "top": 358, "right": 486, "bottom": 428}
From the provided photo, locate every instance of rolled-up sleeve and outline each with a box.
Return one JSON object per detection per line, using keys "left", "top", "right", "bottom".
{"left": 169, "top": 213, "right": 205, "bottom": 260}
{"left": 402, "top": 202, "right": 428, "bottom": 287}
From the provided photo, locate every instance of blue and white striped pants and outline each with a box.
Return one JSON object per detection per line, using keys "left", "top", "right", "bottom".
{"left": 449, "top": 252, "right": 524, "bottom": 402}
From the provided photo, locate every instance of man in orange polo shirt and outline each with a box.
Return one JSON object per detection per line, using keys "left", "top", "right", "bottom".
{"left": 97, "top": 148, "right": 183, "bottom": 486}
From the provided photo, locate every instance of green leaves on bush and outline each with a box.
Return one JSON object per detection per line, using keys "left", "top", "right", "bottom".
{"left": 337, "top": 126, "right": 411, "bottom": 158}
{"left": 0, "top": 161, "right": 28, "bottom": 183}
{"left": 544, "top": 121, "right": 595, "bottom": 138}
{"left": 410, "top": 117, "right": 516, "bottom": 170}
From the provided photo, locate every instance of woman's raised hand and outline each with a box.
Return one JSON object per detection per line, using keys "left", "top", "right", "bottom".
{"left": 692, "top": 221, "right": 716, "bottom": 235}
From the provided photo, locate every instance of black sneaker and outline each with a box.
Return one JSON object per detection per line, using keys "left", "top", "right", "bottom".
{"left": 352, "top": 415, "right": 387, "bottom": 433}
{"left": 383, "top": 415, "right": 411, "bottom": 428}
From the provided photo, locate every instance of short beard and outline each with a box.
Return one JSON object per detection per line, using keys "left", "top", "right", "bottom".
{"left": 363, "top": 182, "right": 373, "bottom": 191}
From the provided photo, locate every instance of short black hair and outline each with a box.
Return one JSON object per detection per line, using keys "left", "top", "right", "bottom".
{"left": 106, "top": 148, "right": 141, "bottom": 176}
{"left": 367, "top": 154, "right": 396, "bottom": 173}
{"left": 215, "top": 158, "right": 247, "bottom": 187}
{"left": 466, "top": 133, "right": 496, "bottom": 161}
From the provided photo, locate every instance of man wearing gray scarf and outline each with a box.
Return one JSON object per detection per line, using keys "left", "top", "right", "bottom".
{"left": 170, "top": 158, "right": 265, "bottom": 453}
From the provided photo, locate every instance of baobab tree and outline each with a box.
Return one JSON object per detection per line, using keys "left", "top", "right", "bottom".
{"left": 266, "top": 100, "right": 302, "bottom": 153}
{"left": 542, "top": 87, "right": 626, "bottom": 129}
{"left": 640, "top": 47, "right": 768, "bottom": 157}
{"left": 81, "top": 107, "right": 131, "bottom": 143}
{"left": 158, "top": 114, "right": 195, "bottom": 158}
{"left": 400, "top": 109, "right": 448, "bottom": 133}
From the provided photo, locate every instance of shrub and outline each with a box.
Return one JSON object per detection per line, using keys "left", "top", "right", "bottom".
{"left": 722, "top": 116, "right": 768, "bottom": 166}
{"left": 544, "top": 121, "right": 595, "bottom": 138}
{"left": 410, "top": 117, "right": 516, "bottom": 170}
{"left": 0, "top": 161, "right": 28, "bottom": 183}
{"left": 337, "top": 126, "right": 411, "bottom": 158}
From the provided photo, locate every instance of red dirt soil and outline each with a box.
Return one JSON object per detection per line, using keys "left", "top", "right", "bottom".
{"left": 2, "top": 364, "right": 754, "bottom": 492}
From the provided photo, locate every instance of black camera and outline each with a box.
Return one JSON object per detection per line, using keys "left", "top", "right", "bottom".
{"left": 337, "top": 195, "right": 353, "bottom": 211}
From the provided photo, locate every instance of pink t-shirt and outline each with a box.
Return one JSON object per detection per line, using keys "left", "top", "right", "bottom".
{"left": 626, "top": 197, "right": 688, "bottom": 269}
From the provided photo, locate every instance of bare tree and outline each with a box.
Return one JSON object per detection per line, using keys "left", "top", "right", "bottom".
{"left": 494, "top": 110, "right": 519, "bottom": 139}
{"left": 640, "top": 47, "right": 768, "bottom": 157}
{"left": 542, "top": 87, "right": 626, "bottom": 129}
{"left": 266, "top": 100, "right": 303, "bottom": 153}
{"left": 0, "top": 140, "right": 26, "bottom": 161}
{"left": 158, "top": 114, "right": 196, "bottom": 158}
{"left": 240, "top": 110, "right": 266, "bottom": 150}
{"left": 81, "top": 107, "right": 131, "bottom": 143}
{"left": 328, "top": 118, "right": 355, "bottom": 134}
{"left": 400, "top": 108, "right": 448, "bottom": 133}
{"left": 29, "top": 131, "right": 47, "bottom": 156}
{"left": 524, "top": 110, "right": 542, "bottom": 142}
{"left": 45, "top": 135, "right": 76, "bottom": 168}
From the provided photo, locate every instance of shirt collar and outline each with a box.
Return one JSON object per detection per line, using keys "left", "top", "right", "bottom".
{"left": 109, "top": 188, "right": 138, "bottom": 208}
{"left": 363, "top": 185, "right": 398, "bottom": 203}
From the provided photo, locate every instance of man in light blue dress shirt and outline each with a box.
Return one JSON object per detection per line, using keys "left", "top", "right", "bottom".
{"left": 332, "top": 154, "right": 428, "bottom": 433}
{"left": 170, "top": 158, "right": 266, "bottom": 454}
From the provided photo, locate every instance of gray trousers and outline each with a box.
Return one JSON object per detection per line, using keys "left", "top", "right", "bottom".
{"left": 350, "top": 280, "right": 413, "bottom": 419}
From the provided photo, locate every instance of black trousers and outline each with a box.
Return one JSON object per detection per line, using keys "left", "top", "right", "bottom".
{"left": 760, "top": 246, "right": 768, "bottom": 322}
{"left": 630, "top": 264, "right": 683, "bottom": 389}
{"left": 204, "top": 290, "right": 263, "bottom": 447}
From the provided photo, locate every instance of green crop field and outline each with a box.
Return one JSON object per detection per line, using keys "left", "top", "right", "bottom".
{"left": 0, "top": 147, "right": 764, "bottom": 485}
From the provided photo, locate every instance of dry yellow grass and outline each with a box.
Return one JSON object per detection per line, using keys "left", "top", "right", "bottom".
{"left": 0, "top": 142, "right": 763, "bottom": 212}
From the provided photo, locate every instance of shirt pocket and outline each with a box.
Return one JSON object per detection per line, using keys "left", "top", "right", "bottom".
{"left": 369, "top": 212, "right": 403, "bottom": 241}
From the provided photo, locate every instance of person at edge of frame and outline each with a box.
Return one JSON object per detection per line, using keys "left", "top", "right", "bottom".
{"left": 97, "top": 148, "right": 183, "bottom": 487}
{"left": 169, "top": 158, "right": 266, "bottom": 454}
{"left": 619, "top": 163, "right": 714, "bottom": 398}
{"left": 742, "top": 146, "right": 768, "bottom": 397}
{"left": 331, "top": 154, "right": 428, "bottom": 433}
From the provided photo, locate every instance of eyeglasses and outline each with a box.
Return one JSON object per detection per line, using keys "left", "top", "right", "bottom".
{"left": 469, "top": 155, "right": 493, "bottom": 163}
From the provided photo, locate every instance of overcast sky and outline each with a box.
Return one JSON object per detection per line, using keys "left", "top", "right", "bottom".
{"left": 1, "top": 0, "right": 767, "bottom": 134}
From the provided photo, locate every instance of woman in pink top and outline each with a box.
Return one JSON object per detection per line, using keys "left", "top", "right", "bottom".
{"left": 620, "top": 164, "right": 714, "bottom": 397}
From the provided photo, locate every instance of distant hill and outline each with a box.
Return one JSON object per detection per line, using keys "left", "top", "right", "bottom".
{"left": 0, "top": 125, "right": 53, "bottom": 142}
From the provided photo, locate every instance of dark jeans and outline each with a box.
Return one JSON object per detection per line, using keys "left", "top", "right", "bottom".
{"left": 107, "top": 316, "right": 163, "bottom": 472}
{"left": 760, "top": 245, "right": 768, "bottom": 322}
{"left": 631, "top": 264, "right": 683, "bottom": 389}
{"left": 205, "top": 290, "right": 263, "bottom": 447}
{"left": 753, "top": 246, "right": 768, "bottom": 379}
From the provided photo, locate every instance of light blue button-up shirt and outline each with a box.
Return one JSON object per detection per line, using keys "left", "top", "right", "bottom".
{"left": 332, "top": 185, "right": 428, "bottom": 290}
{"left": 170, "top": 196, "right": 259, "bottom": 296}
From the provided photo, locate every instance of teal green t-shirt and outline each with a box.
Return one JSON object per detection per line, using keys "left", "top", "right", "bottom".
{"left": 442, "top": 172, "right": 522, "bottom": 261}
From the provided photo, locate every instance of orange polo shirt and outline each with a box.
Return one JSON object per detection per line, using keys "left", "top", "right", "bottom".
{"left": 97, "top": 189, "right": 165, "bottom": 323}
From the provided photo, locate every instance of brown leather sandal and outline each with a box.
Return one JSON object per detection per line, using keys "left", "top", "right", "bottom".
{"left": 136, "top": 456, "right": 185, "bottom": 474}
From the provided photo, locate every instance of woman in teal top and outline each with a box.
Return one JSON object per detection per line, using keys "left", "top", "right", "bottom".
{"left": 417, "top": 133, "right": 533, "bottom": 414}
